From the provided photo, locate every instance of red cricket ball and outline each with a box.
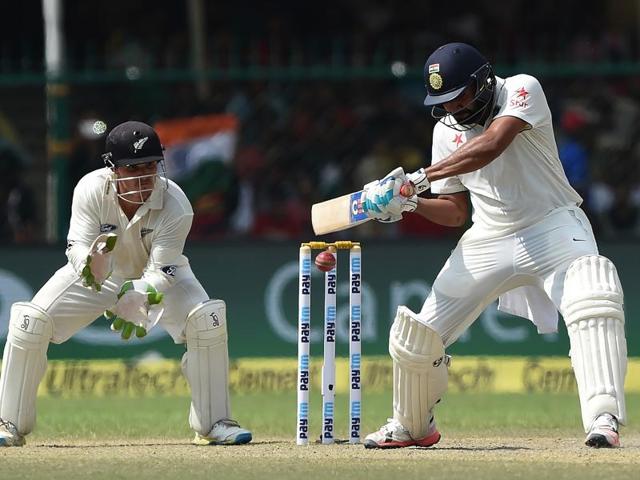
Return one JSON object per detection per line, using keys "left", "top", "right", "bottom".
{"left": 315, "top": 250, "right": 336, "bottom": 272}
{"left": 400, "top": 183, "right": 415, "bottom": 197}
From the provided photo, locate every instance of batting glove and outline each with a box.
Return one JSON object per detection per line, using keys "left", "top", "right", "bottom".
{"left": 394, "top": 168, "right": 431, "bottom": 214}
{"left": 362, "top": 167, "right": 414, "bottom": 222}
{"left": 406, "top": 168, "right": 430, "bottom": 195}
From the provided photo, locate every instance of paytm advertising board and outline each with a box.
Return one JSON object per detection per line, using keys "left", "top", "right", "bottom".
{"left": 0, "top": 241, "right": 637, "bottom": 359}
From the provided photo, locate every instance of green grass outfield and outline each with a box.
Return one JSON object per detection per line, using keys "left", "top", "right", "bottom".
{"left": 2, "top": 392, "right": 639, "bottom": 480}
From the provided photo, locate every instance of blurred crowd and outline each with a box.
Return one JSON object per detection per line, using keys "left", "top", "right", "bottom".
{"left": 1, "top": 0, "right": 639, "bottom": 243}
{"left": 4, "top": 75, "right": 638, "bottom": 244}
{"left": 5, "top": 1, "right": 639, "bottom": 73}
{"left": 0, "top": 115, "right": 37, "bottom": 244}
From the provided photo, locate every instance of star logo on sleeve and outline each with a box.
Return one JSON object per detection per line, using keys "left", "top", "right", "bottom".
{"left": 510, "top": 86, "right": 530, "bottom": 108}
{"left": 453, "top": 133, "right": 464, "bottom": 147}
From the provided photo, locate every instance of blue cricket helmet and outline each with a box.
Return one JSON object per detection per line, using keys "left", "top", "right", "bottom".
{"left": 423, "top": 42, "right": 492, "bottom": 106}
{"left": 422, "top": 42, "right": 497, "bottom": 128}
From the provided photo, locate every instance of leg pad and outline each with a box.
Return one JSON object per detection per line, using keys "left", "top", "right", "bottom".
{"left": 389, "top": 306, "right": 449, "bottom": 438}
{"left": 181, "top": 299, "right": 230, "bottom": 436}
{"left": 561, "top": 255, "right": 627, "bottom": 430}
{"left": 0, "top": 302, "right": 52, "bottom": 434}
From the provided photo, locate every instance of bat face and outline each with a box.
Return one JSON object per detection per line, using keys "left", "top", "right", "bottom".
{"left": 311, "top": 189, "right": 371, "bottom": 235}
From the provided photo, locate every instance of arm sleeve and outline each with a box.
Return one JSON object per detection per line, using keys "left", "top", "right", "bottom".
{"left": 429, "top": 123, "right": 467, "bottom": 195}
{"left": 493, "top": 74, "right": 550, "bottom": 129}
{"left": 65, "top": 179, "right": 101, "bottom": 274}
{"left": 141, "top": 213, "right": 193, "bottom": 292}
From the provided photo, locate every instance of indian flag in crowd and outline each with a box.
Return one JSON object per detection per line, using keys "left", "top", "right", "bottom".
{"left": 154, "top": 114, "right": 240, "bottom": 237}
{"left": 154, "top": 114, "right": 238, "bottom": 181}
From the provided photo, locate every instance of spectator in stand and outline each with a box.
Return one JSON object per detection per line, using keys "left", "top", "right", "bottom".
{"left": 0, "top": 140, "right": 36, "bottom": 243}
{"left": 587, "top": 155, "right": 639, "bottom": 239}
{"left": 228, "top": 140, "right": 267, "bottom": 236}
{"left": 558, "top": 108, "right": 590, "bottom": 199}
{"left": 68, "top": 116, "right": 108, "bottom": 209}
{"left": 603, "top": 156, "right": 640, "bottom": 238}
{"left": 181, "top": 160, "right": 239, "bottom": 239}
{"left": 608, "top": 183, "right": 639, "bottom": 237}
{"left": 251, "top": 182, "right": 308, "bottom": 240}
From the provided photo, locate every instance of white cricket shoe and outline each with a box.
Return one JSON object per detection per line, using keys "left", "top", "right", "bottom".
{"left": 364, "top": 417, "right": 441, "bottom": 449}
{"left": 0, "top": 419, "right": 25, "bottom": 447}
{"left": 585, "top": 413, "right": 620, "bottom": 448}
{"left": 193, "top": 419, "right": 252, "bottom": 446}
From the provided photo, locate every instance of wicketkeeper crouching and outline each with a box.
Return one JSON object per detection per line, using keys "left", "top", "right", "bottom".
{"left": 0, "top": 121, "right": 251, "bottom": 447}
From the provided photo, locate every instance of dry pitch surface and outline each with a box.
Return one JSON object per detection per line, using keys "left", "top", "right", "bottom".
{"left": 3, "top": 434, "right": 639, "bottom": 480}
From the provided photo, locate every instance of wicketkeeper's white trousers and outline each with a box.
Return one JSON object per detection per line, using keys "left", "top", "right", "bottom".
{"left": 33, "top": 263, "right": 208, "bottom": 344}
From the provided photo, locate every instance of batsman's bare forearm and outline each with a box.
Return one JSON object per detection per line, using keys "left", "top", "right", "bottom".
{"left": 413, "top": 194, "right": 468, "bottom": 227}
{"left": 426, "top": 134, "right": 499, "bottom": 181}
{"left": 425, "top": 116, "right": 528, "bottom": 182}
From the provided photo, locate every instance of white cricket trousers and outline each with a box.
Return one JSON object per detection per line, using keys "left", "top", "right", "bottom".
{"left": 418, "top": 206, "right": 598, "bottom": 346}
{"left": 32, "top": 263, "right": 208, "bottom": 344}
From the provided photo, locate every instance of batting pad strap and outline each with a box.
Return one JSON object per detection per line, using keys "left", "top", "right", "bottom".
{"left": 561, "top": 255, "right": 627, "bottom": 430}
{"left": 0, "top": 302, "right": 53, "bottom": 434}
{"left": 389, "top": 306, "right": 449, "bottom": 438}
{"left": 182, "top": 299, "right": 231, "bottom": 436}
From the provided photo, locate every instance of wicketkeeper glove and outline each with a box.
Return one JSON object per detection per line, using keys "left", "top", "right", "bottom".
{"left": 105, "top": 280, "right": 164, "bottom": 340}
{"left": 81, "top": 233, "right": 118, "bottom": 292}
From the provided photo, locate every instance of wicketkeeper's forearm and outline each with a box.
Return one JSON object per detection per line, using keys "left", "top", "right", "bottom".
{"left": 66, "top": 242, "right": 91, "bottom": 275}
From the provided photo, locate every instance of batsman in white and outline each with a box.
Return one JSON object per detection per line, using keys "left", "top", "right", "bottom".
{"left": 361, "top": 43, "right": 627, "bottom": 449}
{"left": 0, "top": 121, "right": 252, "bottom": 447}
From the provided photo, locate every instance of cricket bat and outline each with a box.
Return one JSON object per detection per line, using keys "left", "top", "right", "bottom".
{"left": 312, "top": 184, "right": 424, "bottom": 235}
{"left": 311, "top": 189, "right": 370, "bottom": 235}
{"left": 311, "top": 168, "right": 429, "bottom": 235}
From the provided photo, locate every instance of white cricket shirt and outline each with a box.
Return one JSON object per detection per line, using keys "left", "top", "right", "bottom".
{"left": 66, "top": 168, "right": 193, "bottom": 291}
{"left": 430, "top": 75, "right": 582, "bottom": 234}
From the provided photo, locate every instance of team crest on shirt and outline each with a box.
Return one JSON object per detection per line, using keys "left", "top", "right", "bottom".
{"left": 509, "top": 87, "right": 530, "bottom": 108}
{"left": 452, "top": 133, "right": 464, "bottom": 148}
{"left": 100, "top": 223, "right": 118, "bottom": 233}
